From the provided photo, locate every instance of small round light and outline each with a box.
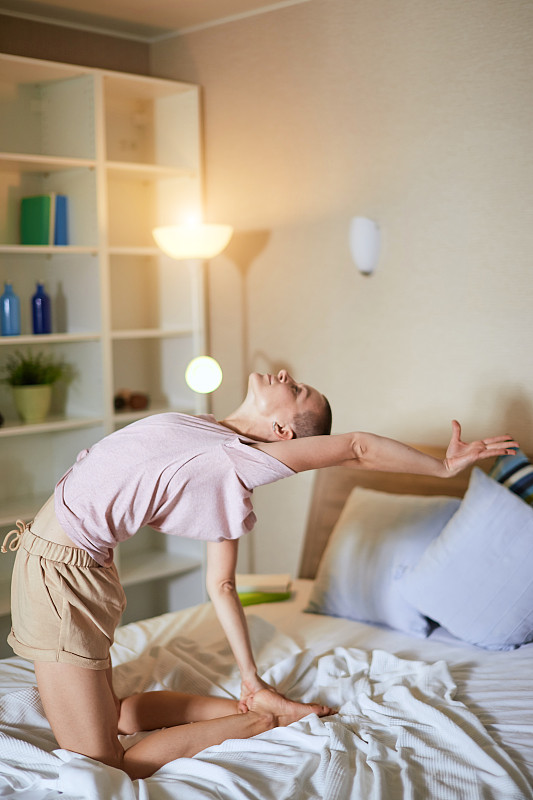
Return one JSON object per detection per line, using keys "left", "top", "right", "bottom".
{"left": 185, "top": 356, "right": 223, "bottom": 393}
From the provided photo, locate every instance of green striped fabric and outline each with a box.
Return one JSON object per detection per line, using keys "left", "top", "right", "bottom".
{"left": 489, "top": 448, "right": 533, "bottom": 506}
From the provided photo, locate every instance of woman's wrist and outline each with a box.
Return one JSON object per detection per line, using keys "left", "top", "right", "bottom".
{"left": 241, "top": 669, "right": 260, "bottom": 685}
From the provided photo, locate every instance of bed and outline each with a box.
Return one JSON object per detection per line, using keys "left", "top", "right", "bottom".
{"left": 1, "top": 447, "right": 532, "bottom": 799}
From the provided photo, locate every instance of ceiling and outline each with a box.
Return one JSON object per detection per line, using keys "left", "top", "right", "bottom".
{"left": 0, "top": 0, "right": 309, "bottom": 41}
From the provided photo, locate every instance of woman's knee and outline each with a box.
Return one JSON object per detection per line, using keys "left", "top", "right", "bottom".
{"left": 117, "top": 693, "right": 143, "bottom": 735}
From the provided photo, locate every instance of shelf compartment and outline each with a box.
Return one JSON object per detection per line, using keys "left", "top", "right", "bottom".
{"left": 109, "top": 253, "right": 194, "bottom": 331}
{"left": 0, "top": 251, "right": 101, "bottom": 336}
{"left": 0, "top": 159, "right": 98, "bottom": 247}
{"left": 103, "top": 73, "right": 200, "bottom": 171}
{"left": 0, "top": 339, "right": 105, "bottom": 422}
{"left": 0, "top": 56, "right": 96, "bottom": 161}
{"left": 112, "top": 336, "right": 197, "bottom": 413}
{"left": 106, "top": 170, "right": 201, "bottom": 249}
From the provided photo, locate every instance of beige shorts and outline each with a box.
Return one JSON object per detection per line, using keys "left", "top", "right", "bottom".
{"left": 7, "top": 511, "right": 127, "bottom": 670}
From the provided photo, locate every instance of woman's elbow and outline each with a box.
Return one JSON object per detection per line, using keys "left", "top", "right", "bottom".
{"left": 206, "top": 575, "right": 237, "bottom": 600}
{"left": 349, "top": 432, "right": 368, "bottom": 462}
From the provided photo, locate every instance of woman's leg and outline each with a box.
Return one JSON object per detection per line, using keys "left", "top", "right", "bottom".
{"left": 123, "top": 710, "right": 276, "bottom": 779}
{"left": 121, "top": 692, "right": 333, "bottom": 779}
{"left": 35, "top": 661, "right": 124, "bottom": 770}
{"left": 35, "top": 661, "right": 285, "bottom": 780}
{"left": 118, "top": 689, "right": 240, "bottom": 734}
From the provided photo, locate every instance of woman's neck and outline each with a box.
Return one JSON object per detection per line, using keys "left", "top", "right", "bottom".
{"left": 218, "top": 403, "right": 269, "bottom": 441}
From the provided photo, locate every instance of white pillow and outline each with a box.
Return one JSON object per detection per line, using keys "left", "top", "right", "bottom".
{"left": 305, "top": 487, "right": 460, "bottom": 636}
{"left": 397, "top": 468, "right": 533, "bottom": 650}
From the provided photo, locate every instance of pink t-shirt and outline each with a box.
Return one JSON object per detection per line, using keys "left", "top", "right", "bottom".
{"left": 54, "top": 413, "right": 294, "bottom": 566}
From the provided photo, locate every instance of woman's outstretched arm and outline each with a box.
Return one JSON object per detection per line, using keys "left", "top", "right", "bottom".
{"left": 253, "top": 420, "right": 518, "bottom": 476}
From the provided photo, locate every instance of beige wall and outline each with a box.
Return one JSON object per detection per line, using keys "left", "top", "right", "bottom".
{"left": 152, "top": 0, "right": 533, "bottom": 575}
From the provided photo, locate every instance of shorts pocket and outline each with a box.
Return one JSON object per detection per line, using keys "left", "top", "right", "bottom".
{"left": 55, "top": 562, "right": 125, "bottom": 662}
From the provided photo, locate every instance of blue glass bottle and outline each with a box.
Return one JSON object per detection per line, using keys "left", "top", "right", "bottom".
{"left": 0, "top": 282, "right": 21, "bottom": 336}
{"left": 32, "top": 281, "right": 52, "bottom": 335}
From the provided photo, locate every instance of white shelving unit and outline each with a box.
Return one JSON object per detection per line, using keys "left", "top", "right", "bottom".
{"left": 0, "top": 53, "right": 209, "bottom": 649}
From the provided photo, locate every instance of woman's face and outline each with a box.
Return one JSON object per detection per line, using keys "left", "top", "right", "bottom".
{"left": 247, "top": 370, "right": 324, "bottom": 426}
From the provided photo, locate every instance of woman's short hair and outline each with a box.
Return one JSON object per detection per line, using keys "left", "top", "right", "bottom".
{"left": 291, "top": 394, "right": 332, "bottom": 438}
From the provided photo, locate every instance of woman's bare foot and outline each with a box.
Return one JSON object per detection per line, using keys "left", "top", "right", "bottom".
{"left": 246, "top": 689, "right": 334, "bottom": 726}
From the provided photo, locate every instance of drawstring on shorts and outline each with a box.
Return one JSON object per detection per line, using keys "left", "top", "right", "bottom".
{"left": 1, "top": 520, "right": 29, "bottom": 553}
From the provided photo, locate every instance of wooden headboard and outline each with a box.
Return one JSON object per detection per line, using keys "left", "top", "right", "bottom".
{"left": 298, "top": 446, "right": 490, "bottom": 580}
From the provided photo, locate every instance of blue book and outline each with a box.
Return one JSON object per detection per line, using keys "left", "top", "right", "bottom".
{"left": 54, "top": 195, "right": 68, "bottom": 245}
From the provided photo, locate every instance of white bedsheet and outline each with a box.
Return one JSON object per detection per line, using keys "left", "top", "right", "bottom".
{"left": 0, "top": 580, "right": 532, "bottom": 799}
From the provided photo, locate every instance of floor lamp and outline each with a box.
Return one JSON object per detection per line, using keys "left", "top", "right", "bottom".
{"left": 152, "top": 221, "right": 233, "bottom": 400}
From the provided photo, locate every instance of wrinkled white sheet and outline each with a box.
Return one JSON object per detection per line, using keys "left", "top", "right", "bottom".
{"left": 1, "top": 605, "right": 532, "bottom": 800}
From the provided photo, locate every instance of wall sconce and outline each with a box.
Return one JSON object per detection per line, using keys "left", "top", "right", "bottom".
{"left": 349, "top": 217, "right": 381, "bottom": 276}
{"left": 152, "top": 219, "right": 233, "bottom": 396}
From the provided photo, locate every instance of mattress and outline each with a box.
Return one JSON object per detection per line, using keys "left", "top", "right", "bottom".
{"left": 0, "top": 579, "right": 532, "bottom": 798}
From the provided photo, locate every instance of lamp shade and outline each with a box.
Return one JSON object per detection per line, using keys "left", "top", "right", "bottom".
{"left": 153, "top": 223, "right": 233, "bottom": 260}
{"left": 185, "top": 356, "right": 223, "bottom": 393}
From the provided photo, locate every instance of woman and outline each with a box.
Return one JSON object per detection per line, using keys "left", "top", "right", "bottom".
{"left": 2, "top": 369, "right": 517, "bottom": 779}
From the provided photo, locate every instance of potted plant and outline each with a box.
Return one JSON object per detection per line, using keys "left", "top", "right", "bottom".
{"left": 1, "top": 350, "right": 72, "bottom": 424}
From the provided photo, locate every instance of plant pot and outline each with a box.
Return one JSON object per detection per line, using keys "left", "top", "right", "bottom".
{"left": 13, "top": 384, "right": 52, "bottom": 424}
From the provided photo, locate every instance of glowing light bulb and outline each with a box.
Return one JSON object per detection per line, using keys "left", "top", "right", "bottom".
{"left": 185, "top": 356, "right": 223, "bottom": 393}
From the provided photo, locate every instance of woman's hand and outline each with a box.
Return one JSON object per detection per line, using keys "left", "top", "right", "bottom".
{"left": 443, "top": 420, "right": 518, "bottom": 477}
{"left": 240, "top": 682, "right": 335, "bottom": 720}
{"left": 239, "top": 674, "right": 278, "bottom": 712}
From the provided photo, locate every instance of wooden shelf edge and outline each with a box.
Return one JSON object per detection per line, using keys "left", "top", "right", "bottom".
{"left": 0, "top": 332, "right": 101, "bottom": 344}
{"left": 0, "top": 245, "right": 98, "bottom": 255}
{"left": 0, "top": 416, "right": 104, "bottom": 437}
{"left": 0, "top": 152, "right": 96, "bottom": 171}
{"left": 111, "top": 327, "right": 193, "bottom": 341}
{"left": 119, "top": 552, "right": 201, "bottom": 587}
{"left": 106, "top": 160, "right": 197, "bottom": 179}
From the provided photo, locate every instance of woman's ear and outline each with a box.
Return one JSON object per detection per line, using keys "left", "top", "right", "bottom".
{"left": 272, "top": 421, "right": 295, "bottom": 440}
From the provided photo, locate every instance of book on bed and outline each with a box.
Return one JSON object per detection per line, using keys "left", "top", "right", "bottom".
{"left": 236, "top": 572, "right": 292, "bottom": 605}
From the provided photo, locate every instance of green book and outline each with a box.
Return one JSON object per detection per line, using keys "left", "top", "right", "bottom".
{"left": 20, "top": 194, "right": 54, "bottom": 245}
